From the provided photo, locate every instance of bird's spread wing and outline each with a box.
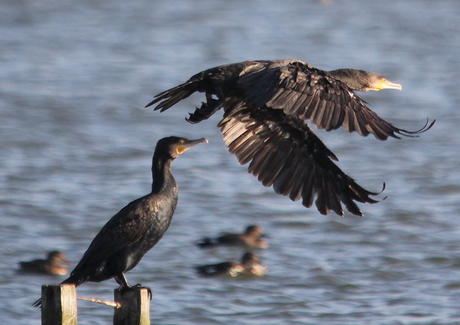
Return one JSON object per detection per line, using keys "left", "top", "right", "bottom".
{"left": 218, "top": 102, "right": 381, "bottom": 216}
{"left": 237, "top": 61, "right": 433, "bottom": 140}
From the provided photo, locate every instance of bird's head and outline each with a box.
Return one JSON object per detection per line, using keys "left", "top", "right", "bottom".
{"left": 156, "top": 136, "right": 208, "bottom": 159}
{"left": 245, "top": 225, "right": 263, "bottom": 236}
{"left": 329, "top": 69, "right": 402, "bottom": 92}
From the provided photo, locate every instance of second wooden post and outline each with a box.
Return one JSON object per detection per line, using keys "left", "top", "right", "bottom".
{"left": 113, "top": 287, "right": 151, "bottom": 325}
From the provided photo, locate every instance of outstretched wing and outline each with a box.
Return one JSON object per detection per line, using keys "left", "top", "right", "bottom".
{"left": 218, "top": 102, "right": 381, "bottom": 216}
{"left": 237, "top": 60, "right": 434, "bottom": 140}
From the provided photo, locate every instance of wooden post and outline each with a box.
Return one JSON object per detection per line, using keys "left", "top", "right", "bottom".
{"left": 113, "top": 287, "right": 151, "bottom": 325}
{"left": 41, "top": 284, "right": 77, "bottom": 325}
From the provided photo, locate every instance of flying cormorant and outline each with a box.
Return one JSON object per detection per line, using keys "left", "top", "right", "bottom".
{"left": 146, "top": 59, "right": 434, "bottom": 216}
{"left": 197, "top": 225, "right": 268, "bottom": 249}
{"left": 19, "top": 251, "right": 70, "bottom": 276}
{"left": 33, "top": 136, "right": 207, "bottom": 307}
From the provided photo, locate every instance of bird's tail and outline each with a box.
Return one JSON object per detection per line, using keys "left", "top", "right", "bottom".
{"left": 32, "top": 297, "right": 43, "bottom": 308}
{"left": 32, "top": 276, "right": 83, "bottom": 308}
{"left": 196, "top": 237, "right": 216, "bottom": 248}
{"left": 145, "top": 79, "right": 201, "bottom": 112}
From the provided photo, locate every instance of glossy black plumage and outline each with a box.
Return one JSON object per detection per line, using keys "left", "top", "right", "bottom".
{"left": 146, "top": 59, "right": 434, "bottom": 216}
{"left": 33, "top": 136, "right": 206, "bottom": 307}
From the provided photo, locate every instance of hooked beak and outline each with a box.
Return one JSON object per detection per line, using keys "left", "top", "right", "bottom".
{"left": 177, "top": 138, "right": 208, "bottom": 154}
{"left": 185, "top": 137, "right": 208, "bottom": 147}
{"left": 376, "top": 78, "right": 402, "bottom": 91}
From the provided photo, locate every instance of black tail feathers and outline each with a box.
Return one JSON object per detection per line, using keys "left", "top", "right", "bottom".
{"left": 145, "top": 80, "right": 199, "bottom": 111}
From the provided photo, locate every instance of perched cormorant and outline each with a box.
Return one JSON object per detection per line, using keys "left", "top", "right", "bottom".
{"left": 195, "top": 252, "right": 266, "bottom": 278}
{"left": 146, "top": 59, "right": 434, "bottom": 216}
{"left": 33, "top": 136, "right": 207, "bottom": 307}
{"left": 19, "top": 251, "right": 70, "bottom": 276}
{"left": 197, "top": 225, "right": 268, "bottom": 249}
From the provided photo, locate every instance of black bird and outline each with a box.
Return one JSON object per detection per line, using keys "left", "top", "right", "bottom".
{"left": 33, "top": 136, "right": 207, "bottom": 307}
{"left": 195, "top": 252, "right": 266, "bottom": 278}
{"left": 146, "top": 59, "right": 434, "bottom": 216}
{"left": 197, "top": 225, "right": 268, "bottom": 249}
{"left": 19, "top": 251, "right": 70, "bottom": 276}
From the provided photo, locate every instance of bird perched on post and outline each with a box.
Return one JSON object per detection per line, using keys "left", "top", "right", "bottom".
{"left": 146, "top": 59, "right": 434, "bottom": 216}
{"left": 33, "top": 136, "right": 207, "bottom": 307}
{"left": 19, "top": 251, "right": 70, "bottom": 276}
{"left": 197, "top": 225, "right": 268, "bottom": 249}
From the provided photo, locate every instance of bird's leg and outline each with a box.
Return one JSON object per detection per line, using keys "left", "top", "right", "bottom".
{"left": 114, "top": 273, "right": 129, "bottom": 288}
{"left": 114, "top": 275, "right": 152, "bottom": 300}
{"left": 186, "top": 91, "right": 221, "bottom": 124}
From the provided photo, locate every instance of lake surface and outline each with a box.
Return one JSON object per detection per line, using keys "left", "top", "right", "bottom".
{"left": 1, "top": 0, "right": 460, "bottom": 324}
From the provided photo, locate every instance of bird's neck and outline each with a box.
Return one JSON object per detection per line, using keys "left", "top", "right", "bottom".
{"left": 151, "top": 154, "right": 175, "bottom": 194}
{"left": 328, "top": 69, "right": 365, "bottom": 91}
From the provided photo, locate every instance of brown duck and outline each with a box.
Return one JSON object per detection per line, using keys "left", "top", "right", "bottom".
{"left": 197, "top": 225, "right": 268, "bottom": 249}
{"left": 19, "top": 251, "right": 70, "bottom": 276}
{"left": 195, "top": 252, "right": 266, "bottom": 278}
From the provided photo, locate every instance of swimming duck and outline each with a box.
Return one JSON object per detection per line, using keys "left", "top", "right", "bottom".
{"left": 19, "top": 251, "right": 70, "bottom": 276}
{"left": 197, "top": 225, "right": 268, "bottom": 249}
{"left": 195, "top": 252, "right": 266, "bottom": 278}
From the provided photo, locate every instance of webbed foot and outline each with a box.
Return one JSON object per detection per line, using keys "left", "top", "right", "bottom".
{"left": 186, "top": 99, "right": 221, "bottom": 124}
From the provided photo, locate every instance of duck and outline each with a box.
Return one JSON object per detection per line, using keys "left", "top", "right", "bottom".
{"left": 197, "top": 225, "right": 268, "bottom": 249}
{"left": 19, "top": 251, "right": 70, "bottom": 276}
{"left": 195, "top": 252, "right": 266, "bottom": 278}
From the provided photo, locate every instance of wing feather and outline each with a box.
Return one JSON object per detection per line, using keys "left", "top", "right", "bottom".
{"left": 219, "top": 103, "right": 381, "bottom": 216}
{"left": 237, "top": 60, "right": 433, "bottom": 140}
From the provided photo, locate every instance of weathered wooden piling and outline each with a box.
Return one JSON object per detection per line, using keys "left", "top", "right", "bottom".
{"left": 113, "top": 287, "right": 151, "bottom": 325}
{"left": 40, "top": 284, "right": 77, "bottom": 325}
{"left": 39, "top": 284, "right": 151, "bottom": 324}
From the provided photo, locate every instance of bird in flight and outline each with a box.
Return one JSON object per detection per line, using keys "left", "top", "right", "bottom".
{"left": 146, "top": 59, "right": 434, "bottom": 216}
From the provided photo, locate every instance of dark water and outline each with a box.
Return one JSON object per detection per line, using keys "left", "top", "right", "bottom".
{"left": 1, "top": 0, "right": 460, "bottom": 324}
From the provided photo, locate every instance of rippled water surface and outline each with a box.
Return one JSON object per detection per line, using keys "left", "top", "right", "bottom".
{"left": 1, "top": 0, "right": 460, "bottom": 324}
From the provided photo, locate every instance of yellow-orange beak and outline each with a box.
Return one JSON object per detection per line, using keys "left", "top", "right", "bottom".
{"left": 375, "top": 78, "right": 402, "bottom": 91}
{"left": 176, "top": 137, "right": 208, "bottom": 154}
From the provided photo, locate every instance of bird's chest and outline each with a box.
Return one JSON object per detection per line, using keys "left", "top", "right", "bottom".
{"left": 144, "top": 195, "right": 177, "bottom": 241}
